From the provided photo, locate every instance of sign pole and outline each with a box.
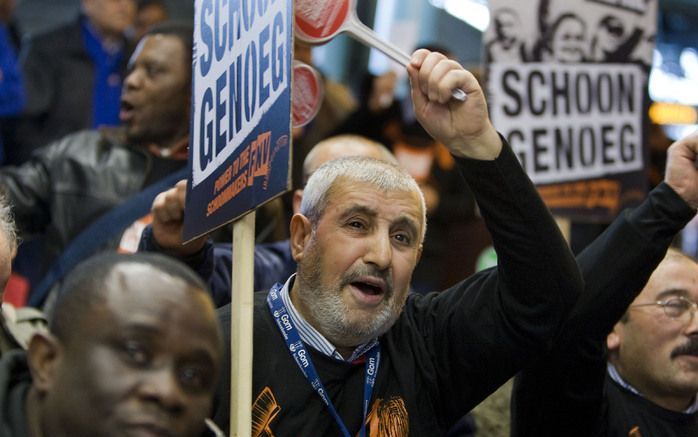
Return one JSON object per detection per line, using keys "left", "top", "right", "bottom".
{"left": 186, "top": 1, "right": 292, "bottom": 433}
{"left": 229, "top": 211, "right": 256, "bottom": 437}
{"left": 554, "top": 216, "right": 571, "bottom": 244}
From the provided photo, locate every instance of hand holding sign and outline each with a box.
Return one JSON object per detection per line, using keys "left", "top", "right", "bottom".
{"left": 408, "top": 49, "right": 501, "bottom": 160}
{"left": 294, "top": 0, "right": 466, "bottom": 101}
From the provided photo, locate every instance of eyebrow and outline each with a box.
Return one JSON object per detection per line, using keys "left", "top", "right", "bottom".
{"left": 654, "top": 288, "right": 691, "bottom": 300}
{"left": 119, "top": 323, "right": 162, "bottom": 337}
{"left": 339, "top": 205, "right": 420, "bottom": 238}
{"left": 339, "top": 204, "right": 377, "bottom": 221}
{"left": 117, "top": 324, "right": 220, "bottom": 360}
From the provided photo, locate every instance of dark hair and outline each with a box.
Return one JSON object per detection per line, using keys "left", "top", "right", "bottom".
{"left": 145, "top": 21, "right": 194, "bottom": 67}
{"left": 549, "top": 13, "right": 586, "bottom": 39}
{"left": 531, "top": 12, "right": 586, "bottom": 61}
{"left": 49, "top": 252, "right": 209, "bottom": 341}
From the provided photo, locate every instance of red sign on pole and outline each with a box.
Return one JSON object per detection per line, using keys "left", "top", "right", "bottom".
{"left": 292, "top": 61, "right": 323, "bottom": 128}
{"left": 294, "top": 0, "right": 350, "bottom": 42}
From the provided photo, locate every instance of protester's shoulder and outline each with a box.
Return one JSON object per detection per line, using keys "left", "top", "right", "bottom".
{"left": 404, "top": 270, "right": 494, "bottom": 310}
{"left": 601, "top": 376, "right": 693, "bottom": 434}
{"left": 258, "top": 239, "right": 291, "bottom": 254}
{"left": 391, "top": 272, "right": 498, "bottom": 337}
{"left": 0, "top": 348, "right": 28, "bottom": 377}
{"left": 34, "top": 128, "right": 137, "bottom": 160}
{"left": 256, "top": 240, "right": 293, "bottom": 264}
{"left": 216, "top": 291, "right": 271, "bottom": 334}
{"left": 2, "top": 304, "right": 46, "bottom": 351}
{"left": 217, "top": 291, "right": 270, "bottom": 313}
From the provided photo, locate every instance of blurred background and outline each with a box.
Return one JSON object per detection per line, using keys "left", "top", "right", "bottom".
{"left": 11, "top": 0, "right": 698, "bottom": 140}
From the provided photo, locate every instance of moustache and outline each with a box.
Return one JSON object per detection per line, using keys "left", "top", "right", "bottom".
{"left": 341, "top": 266, "right": 394, "bottom": 297}
{"left": 671, "top": 336, "right": 698, "bottom": 359}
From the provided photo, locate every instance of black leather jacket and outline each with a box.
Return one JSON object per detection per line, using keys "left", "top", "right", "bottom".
{"left": 0, "top": 127, "right": 185, "bottom": 272}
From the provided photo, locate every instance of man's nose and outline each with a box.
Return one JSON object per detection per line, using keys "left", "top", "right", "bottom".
{"left": 364, "top": 232, "right": 392, "bottom": 270}
{"left": 139, "top": 366, "right": 187, "bottom": 414}
{"left": 684, "top": 303, "right": 698, "bottom": 335}
{"left": 123, "top": 68, "right": 143, "bottom": 91}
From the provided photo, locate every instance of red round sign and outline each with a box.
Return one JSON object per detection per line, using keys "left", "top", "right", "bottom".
{"left": 294, "top": 0, "right": 350, "bottom": 43}
{"left": 292, "top": 61, "right": 323, "bottom": 128}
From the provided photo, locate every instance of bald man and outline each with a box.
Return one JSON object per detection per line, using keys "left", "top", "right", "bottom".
{"left": 139, "top": 134, "right": 398, "bottom": 305}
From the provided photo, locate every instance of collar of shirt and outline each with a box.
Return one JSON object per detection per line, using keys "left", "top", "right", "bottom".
{"left": 607, "top": 363, "right": 698, "bottom": 414}
{"left": 80, "top": 15, "right": 124, "bottom": 56}
{"left": 279, "top": 274, "right": 378, "bottom": 363}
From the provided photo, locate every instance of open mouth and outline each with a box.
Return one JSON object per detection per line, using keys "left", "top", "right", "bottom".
{"left": 119, "top": 100, "right": 136, "bottom": 122}
{"left": 349, "top": 275, "right": 389, "bottom": 305}
{"left": 352, "top": 281, "right": 384, "bottom": 296}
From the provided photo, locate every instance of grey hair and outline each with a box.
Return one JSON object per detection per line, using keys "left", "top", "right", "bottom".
{"left": 300, "top": 156, "right": 427, "bottom": 243}
{"left": 0, "top": 196, "right": 18, "bottom": 252}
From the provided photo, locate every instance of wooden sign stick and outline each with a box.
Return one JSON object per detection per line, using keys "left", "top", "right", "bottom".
{"left": 229, "top": 210, "right": 256, "bottom": 437}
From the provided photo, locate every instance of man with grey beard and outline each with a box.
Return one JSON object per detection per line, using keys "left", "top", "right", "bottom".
{"left": 210, "top": 49, "right": 582, "bottom": 436}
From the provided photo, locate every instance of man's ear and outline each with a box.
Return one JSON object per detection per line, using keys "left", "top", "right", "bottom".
{"left": 606, "top": 324, "right": 622, "bottom": 351}
{"left": 290, "top": 213, "right": 312, "bottom": 262}
{"left": 27, "top": 332, "right": 62, "bottom": 394}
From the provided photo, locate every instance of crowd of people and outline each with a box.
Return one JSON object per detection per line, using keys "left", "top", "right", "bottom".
{"left": 0, "top": 1, "right": 694, "bottom": 436}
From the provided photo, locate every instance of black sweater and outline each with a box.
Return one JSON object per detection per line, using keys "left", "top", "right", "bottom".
{"left": 0, "top": 350, "right": 31, "bottom": 437}
{"left": 511, "top": 182, "right": 698, "bottom": 437}
{"left": 213, "top": 143, "right": 583, "bottom": 436}
{"left": 603, "top": 377, "right": 697, "bottom": 437}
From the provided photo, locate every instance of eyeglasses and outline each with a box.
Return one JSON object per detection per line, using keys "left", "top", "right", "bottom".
{"left": 631, "top": 296, "right": 698, "bottom": 321}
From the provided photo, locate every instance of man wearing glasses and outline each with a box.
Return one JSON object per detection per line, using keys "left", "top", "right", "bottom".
{"left": 511, "top": 132, "right": 698, "bottom": 437}
{"left": 601, "top": 249, "right": 698, "bottom": 435}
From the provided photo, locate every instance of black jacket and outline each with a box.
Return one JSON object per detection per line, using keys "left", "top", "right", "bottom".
{"left": 213, "top": 144, "right": 583, "bottom": 435}
{"left": 0, "top": 127, "right": 185, "bottom": 276}
{"left": 0, "top": 350, "right": 31, "bottom": 437}
{"left": 511, "top": 182, "right": 698, "bottom": 437}
{"left": 4, "top": 17, "right": 130, "bottom": 164}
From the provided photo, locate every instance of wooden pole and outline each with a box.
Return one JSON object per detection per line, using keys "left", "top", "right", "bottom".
{"left": 554, "top": 216, "right": 571, "bottom": 245}
{"left": 229, "top": 210, "right": 256, "bottom": 437}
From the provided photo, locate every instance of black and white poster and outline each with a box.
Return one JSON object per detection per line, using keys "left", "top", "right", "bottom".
{"left": 485, "top": 0, "right": 657, "bottom": 221}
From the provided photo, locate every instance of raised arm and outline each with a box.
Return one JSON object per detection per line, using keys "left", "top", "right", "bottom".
{"left": 511, "top": 131, "right": 698, "bottom": 437}
{"left": 138, "top": 180, "right": 220, "bottom": 298}
{"left": 401, "top": 50, "right": 583, "bottom": 421}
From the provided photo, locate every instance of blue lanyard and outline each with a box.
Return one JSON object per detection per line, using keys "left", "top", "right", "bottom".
{"left": 267, "top": 285, "right": 380, "bottom": 437}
